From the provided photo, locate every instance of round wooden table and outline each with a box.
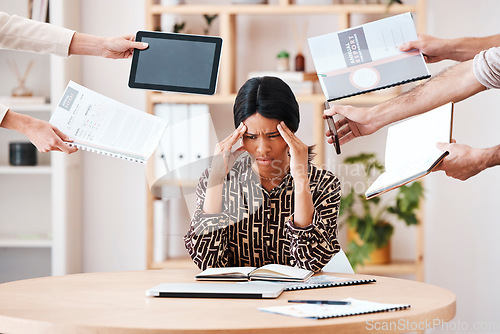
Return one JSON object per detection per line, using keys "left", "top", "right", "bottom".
{"left": 0, "top": 269, "right": 455, "bottom": 333}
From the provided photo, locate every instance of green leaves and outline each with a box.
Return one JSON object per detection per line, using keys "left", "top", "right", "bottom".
{"left": 277, "top": 50, "right": 290, "bottom": 58}
{"left": 344, "top": 152, "right": 385, "bottom": 178}
{"left": 387, "top": 182, "right": 424, "bottom": 226}
{"left": 345, "top": 241, "right": 374, "bottom": 269}
{"left": 339, "top": 153, "right": 424, "bottom": 270}
{"left": 203, "top": 14, "right": 218, "bottom": 35}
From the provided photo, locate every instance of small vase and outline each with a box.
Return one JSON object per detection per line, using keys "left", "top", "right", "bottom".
{"left": 12, "top": 83, "right": 33, "bottom": 97}
{"left": 295, "top": 53, "right": 305, "bottom": 72}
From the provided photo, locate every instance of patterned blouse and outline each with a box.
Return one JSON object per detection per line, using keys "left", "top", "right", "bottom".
{"left": 184, "top": 155, "right": 341, "bottom": 273}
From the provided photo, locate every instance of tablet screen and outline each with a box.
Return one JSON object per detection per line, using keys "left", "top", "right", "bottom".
{"left": 129, "top": 31, "right": 223, "bottom": 95}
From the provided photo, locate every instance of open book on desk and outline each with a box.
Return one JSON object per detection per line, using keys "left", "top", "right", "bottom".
{"left": 196, "top": 264, "right": 313, "bottom": 282}
{"left": 365, "top": 102, "right": 454, "bottom": 199}
{"left": 49, "top": 81, "right": 168, "bottom": 163}
{"left": 308, "top": 12, "right": 430, "bottom": 101}
{"left": 260, "top": 298, "right": 410, "bottom": 319}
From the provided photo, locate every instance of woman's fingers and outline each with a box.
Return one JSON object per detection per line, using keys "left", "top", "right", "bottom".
{"left": 277, "top": 121, "right": 299, "bottom": 148}
{"left": 227, "top": 123, "right": 246, "bottom": 146}
{"left": 215, "top": 123, "right": 246, "bottom": 155}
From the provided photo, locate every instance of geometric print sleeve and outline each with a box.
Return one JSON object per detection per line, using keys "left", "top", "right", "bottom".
{"left": 286, "top": 169, "right": 341, "bottom": 272}
{"left": 184, "top": 168, "right": 231, "bottom": 270}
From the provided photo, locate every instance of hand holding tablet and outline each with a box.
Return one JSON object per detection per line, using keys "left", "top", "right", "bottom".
{"left": 129, "top": 31, "right": 223, "bottom": 95}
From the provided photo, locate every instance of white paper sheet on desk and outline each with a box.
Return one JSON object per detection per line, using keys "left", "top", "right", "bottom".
{"left": 259, "top": 298, "right": 410, "bottom": 319}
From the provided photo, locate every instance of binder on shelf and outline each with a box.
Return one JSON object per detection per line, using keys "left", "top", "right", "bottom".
{"left": 188, "top": 104, "right": 211, "bottom": 179}
{"left": 153, "top": 199, "right": 168, "bottom": 263}
{"left": 154, "top": 103, "right": 174, "bottom": 180}
{"left": 308, "top": 12, "right": 430, "bottom": 101}
{"left": 167, "top": 197, "right": 191, "bottom": 258}
{"left": 170, "top": 104, "right": 190, "bottom": 175}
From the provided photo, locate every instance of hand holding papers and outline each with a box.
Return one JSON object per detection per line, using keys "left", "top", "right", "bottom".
{"left": 365, "top": 102, "right": 454, "bottom": 199}
{"left": 50, "top": 81, "right": 167, "bottom": 163}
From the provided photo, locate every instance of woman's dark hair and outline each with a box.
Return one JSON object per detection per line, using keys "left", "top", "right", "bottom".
{"left": 233, "top": 76, "right": 315, "bottom": 160}
{"left": 233, "top": 76, "right": 299, "bottom": 131}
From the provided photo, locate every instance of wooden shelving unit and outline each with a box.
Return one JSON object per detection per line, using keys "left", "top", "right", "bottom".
{"left": 144, "top": 0, "right": 427, "bottom": 281}
{"left": 0, "top": 0, "right": 82, "bottom": 283}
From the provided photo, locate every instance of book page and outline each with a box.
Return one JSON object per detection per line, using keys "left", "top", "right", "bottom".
{"left": 259, "top": 298, "right": 410, "bottom": 319}
{"left": 196, "top": 267, "right": 256, "bottom": 278}
{"left": 252, "top": 264, "right": 312, "bottom": 280}
{"left": 365, "top": 103, "right": 453, "bottom": 198}
{"left": 384, "top": 103, "right": 453, "bottom": 172}
{"left": 50, "top": 81, "right": 167, "bottom": 160}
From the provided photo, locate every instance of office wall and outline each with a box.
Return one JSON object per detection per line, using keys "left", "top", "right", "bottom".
{"left": 79, "top": 0, "right": 147, "bottom": 271}
{"left": 77, "top": 0, "right": 500, "bottom": 329}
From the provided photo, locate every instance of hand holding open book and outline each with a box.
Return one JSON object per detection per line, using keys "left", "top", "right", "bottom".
{"left": 365, "top": 102, "right": 454, "bottom": 199}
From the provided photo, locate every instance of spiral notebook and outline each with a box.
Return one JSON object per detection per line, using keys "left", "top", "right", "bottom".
{"left": 308, "top": 12, "right": 430, "bottom": 101}
{"left": 282, "top": 275, "right": 376, "bottom": 291}
{"left": 259, "top": 298, "right": 410, "bottom": 319}
{"left": 49, "top": 81, "right": 168, "bottom": 163}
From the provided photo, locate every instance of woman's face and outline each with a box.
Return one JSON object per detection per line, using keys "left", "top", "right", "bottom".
{"left": 242, "top": 113, "right": 289, "bottom": 175}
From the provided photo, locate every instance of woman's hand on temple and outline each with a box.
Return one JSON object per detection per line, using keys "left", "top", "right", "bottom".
{"left": 277, "top": 121, "right": 309, "bottom": 180}
{"left": 210, "top": 122, "right": 247, "bottom": 181}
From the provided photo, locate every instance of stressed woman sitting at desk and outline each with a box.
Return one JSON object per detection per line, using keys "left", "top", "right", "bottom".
{"left": 184, "top": 76, "right": 341, "bottom": 272}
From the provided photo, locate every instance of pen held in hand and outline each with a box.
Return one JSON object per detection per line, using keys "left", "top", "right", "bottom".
{"left": 324, "top": 101, "right": 341, "bottom": 155}
{"left": 288, "top": 300, "right": 351, "bottom": 305}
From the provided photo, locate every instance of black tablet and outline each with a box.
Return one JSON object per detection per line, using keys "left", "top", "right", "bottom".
{"left": 129, "top": 31, "right": 223, "bottom": 95}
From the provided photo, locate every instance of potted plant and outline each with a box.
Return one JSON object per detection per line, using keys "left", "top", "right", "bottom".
{"left": 203, "top": 14, "right": 218, "bottom": 35}
{"left": 276, "top": 50, "right": 290, "bottom": 71}
{"left": 339, "top": 153, "right": 424, "bottom": 269}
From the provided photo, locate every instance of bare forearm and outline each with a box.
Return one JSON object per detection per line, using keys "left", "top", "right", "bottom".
{"left": 484, "top": 145, "right": 500, "bottom": 169}
{"left": 371, "top": 60, "right": 486, "bottom": 128}
{"left": 293, "top": 177, "right": 314, "bottom": 228}
{"left": 0, "top": 110, "right": 30, "bottom": 134}
{"left": 447, "top": 35, "right": 500, "bottom": 62}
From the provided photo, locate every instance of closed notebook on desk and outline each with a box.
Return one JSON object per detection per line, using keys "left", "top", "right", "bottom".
{"left": 146, "top": 282, "right": 286, "bottom": 299}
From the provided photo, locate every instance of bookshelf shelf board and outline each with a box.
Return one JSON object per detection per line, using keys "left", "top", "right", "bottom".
{"left": 149, "top": 92, "right": 397, "bottom": 105}
{"left": 2, "top": 104, "right": 52, "bottom": 113}
{"left": 356, "top": 260, "right": 419, "bottom": 275}
{"left": 0, "top": 237, "right": 52, "bottom": 248}
{"left": 152, "top": 4, "right": 417, "bottom": 15}
{"left": 0, "top": 166, "right": 52, "bottom": 175}
{"left": 150, "top": 258, "right": 198, "bottom": 270}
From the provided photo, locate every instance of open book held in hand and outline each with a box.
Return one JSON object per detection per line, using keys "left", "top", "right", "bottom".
{"left": 195, "top": 264, "right": 314, "bottom": 282}
{"left": 365, "top": 102, "right": 454, "bottom": 199}
{"left": 49, "top": 81, "right": 168, "bottom": 163}
{"left": 308, "top": 12, "right": 430, "bottom": 101}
